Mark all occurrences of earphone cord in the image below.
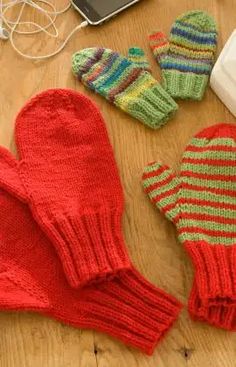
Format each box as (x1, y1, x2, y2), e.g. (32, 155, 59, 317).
(0, 0, 88, 60)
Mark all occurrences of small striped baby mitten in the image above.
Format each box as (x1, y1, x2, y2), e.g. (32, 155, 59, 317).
(142, 123, 236, 330)
(149, 10, 218, 100)
(72, 47, 178, 129)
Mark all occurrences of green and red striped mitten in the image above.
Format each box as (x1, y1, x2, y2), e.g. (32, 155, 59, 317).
(149, 10, 218, 100)
(142, 123, 236, 330)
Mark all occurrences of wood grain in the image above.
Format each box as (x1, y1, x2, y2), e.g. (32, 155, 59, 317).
(0, 0, 236, 366)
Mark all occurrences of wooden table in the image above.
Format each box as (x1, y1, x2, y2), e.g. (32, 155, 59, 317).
(0, 0, 235, 366)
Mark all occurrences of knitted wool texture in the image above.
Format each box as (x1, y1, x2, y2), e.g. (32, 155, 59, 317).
(6, 89, 132, 289)
(189, 279, 236, 330)
(72, 47, 178, 129)
(0, 183, 182, 355)
(149, 10, 218, 100)
(142, 123, 236, 330)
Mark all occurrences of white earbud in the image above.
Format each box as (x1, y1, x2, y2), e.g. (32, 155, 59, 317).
(0, 2, 8, 40)
(0, 26, 9, 40)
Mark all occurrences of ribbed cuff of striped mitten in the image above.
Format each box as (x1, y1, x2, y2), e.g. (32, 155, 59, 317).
(162, 71, 209, 101)
(185, 241, 236, 306)
(44, 208, 131, 289)
(75, 268, 182, 355)
(188, 279, 236, 331)
(123, 80, 178, 129)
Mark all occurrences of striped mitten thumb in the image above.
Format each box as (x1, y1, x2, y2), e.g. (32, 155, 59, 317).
(142, 162, 180, 222)
(126, 46, 151, 71)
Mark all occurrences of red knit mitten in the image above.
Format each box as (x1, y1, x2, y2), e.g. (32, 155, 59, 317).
(142, 123, 236, 330)
(0, 184, 182, 355)
(0, 89, 131, 288)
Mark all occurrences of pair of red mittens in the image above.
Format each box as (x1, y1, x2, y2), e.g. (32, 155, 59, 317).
(143, 123, 236, 331)
(0, 89, 182, 355)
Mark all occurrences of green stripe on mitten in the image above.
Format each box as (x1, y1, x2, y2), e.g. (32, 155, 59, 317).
(72, 47, 178, 129)
(149, 10, 218, 100)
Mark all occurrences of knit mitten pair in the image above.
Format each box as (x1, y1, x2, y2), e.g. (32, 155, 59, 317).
(0, 89, 182, 354)
(142, 123, 236, 330)
(72, 10, 217, 130)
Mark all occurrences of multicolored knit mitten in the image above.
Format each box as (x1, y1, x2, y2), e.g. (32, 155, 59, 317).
(142, 123, 236, 330)
(72, 47, 178, 129)
(149, 10, 218, 100)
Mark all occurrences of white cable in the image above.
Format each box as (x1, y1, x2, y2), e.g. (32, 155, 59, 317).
(0, 0, 88, 59)
(2, 0, 72, 36)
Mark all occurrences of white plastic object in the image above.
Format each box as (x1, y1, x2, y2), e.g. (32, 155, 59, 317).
(210, 30, 236, 117)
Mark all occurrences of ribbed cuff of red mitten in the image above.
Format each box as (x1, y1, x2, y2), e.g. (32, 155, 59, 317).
(185, 241, 236, 306)
(43, 208, 131, 289)
(188, 279, 236, 331)
(75, 268, 182, 355)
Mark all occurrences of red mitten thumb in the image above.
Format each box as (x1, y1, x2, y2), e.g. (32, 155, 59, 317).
(0, 147, 27, 202)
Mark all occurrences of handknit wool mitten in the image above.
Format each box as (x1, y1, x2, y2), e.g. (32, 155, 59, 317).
(142, 123, 236, 330)
(72, 47, 178, 129)
(0, 184, 182, 355)
(0, 89, 132, 289)
(149, 10, 218, 100)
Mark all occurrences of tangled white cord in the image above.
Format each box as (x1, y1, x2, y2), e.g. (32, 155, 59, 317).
(0, 0, 88, 59)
